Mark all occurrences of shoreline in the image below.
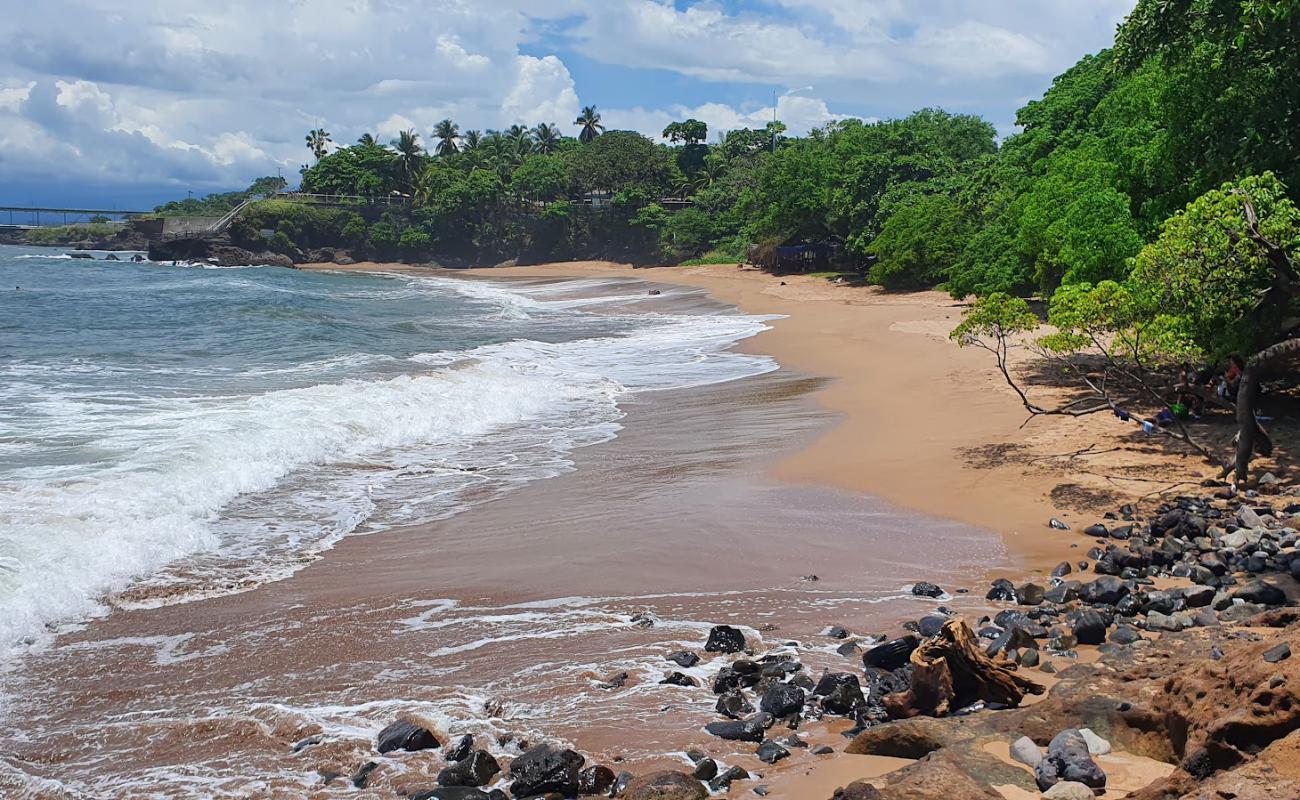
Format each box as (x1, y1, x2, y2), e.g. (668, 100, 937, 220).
(305, 258, 1119, 575)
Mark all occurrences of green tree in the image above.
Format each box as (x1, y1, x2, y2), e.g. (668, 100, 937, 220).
(391, 129, 425, 192)
(433, 119, 460, 157)
(532, 123, 562, 155)
(662, 119, 708, 145)
(574, 105, 604, 144)
(568, 130, 673, 200)
(305, 128, 332, 160)
(510, 154, 569, 201)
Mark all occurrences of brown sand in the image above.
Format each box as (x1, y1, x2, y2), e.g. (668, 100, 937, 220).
(309, 259, 1178, 574)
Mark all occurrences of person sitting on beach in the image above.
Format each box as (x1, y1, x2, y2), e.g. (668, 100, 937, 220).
(1173, 362, 1205, 418)
(1217, 354, 1245, 401)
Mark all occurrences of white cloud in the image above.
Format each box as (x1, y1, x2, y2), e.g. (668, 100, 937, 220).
(0, 0, 1137, 197)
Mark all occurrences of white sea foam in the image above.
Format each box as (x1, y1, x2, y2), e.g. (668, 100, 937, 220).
(0, 273, 777, 655)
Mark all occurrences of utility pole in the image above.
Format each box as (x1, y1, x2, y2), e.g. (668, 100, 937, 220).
(772, 89, 778, 153)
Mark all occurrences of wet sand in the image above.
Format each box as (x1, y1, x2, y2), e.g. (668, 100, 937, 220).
(0, 273, 1012, 798)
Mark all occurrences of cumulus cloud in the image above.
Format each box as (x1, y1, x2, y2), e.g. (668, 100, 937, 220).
(0, 0, 1136, 201)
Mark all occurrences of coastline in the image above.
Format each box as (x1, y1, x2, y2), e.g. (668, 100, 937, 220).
(306, 259, 1154, 575)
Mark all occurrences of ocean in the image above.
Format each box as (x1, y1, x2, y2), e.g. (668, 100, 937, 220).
(0, 245, 776, 654)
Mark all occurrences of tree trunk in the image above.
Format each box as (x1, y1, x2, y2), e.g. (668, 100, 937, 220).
(883, 619, 1044, 719)
(1234, 365, 1259, 486)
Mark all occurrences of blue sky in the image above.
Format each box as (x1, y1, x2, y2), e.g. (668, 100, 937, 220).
(0, 1, 1136, 209)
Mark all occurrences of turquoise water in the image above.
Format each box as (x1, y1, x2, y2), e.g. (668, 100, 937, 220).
(0, 246, 775, 651)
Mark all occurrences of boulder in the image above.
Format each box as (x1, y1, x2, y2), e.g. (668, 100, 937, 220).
(1232, 580, 1287, 607)
(863, 636, 920, 671)
(667, 650, 700, 668)
(376, 719, 440, 753)
(708, 765, 749, 792)
(445, 734, 473, 762)
(1078, 728, 1111, 756)
(986, 579, 1016, 602)
(437, 750, 500, 787)
(1080, 576, 1129, 606)
(759, 683, 805, 718)
(411, 788, 493, 800)
(1034, 729, 1106, 791)
(704, 713, 770, 742)
(690, 758, 716, 781)
(661, 671, 698, 687)
(622, 770, 707, 800)
(818, 674, 866, 715)
(1015, 583, 1045, 606)
(715, 689, 754, 718)
(1072, 611, 1108, 646)
(1041, 782, 1097, 800)
(578, 765, 617, 796)
(756, 739, 789, 764)
(1010, 735, 1042, 767)
(704, 625, 747, 653)
(508, 743, 584, 797)
(912, 582, 945, 598)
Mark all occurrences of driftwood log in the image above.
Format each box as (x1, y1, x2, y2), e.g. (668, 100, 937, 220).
(884, 618, 1044, 719)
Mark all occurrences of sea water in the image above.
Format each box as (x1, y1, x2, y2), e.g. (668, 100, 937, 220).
(0, 246, 776, 654)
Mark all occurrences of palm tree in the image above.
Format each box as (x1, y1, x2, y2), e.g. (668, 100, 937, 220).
(574, 106, 603, 143)
(462, 130, 482, 151)
(305, 128, 332, 160)
(433, 118, 460, 157)
(357, 133, 378, 146)
(390, 129, 425, 191)
(532, 123, 561, 154)
(693, 152, 728, 194)
(505, 124, 533, 151)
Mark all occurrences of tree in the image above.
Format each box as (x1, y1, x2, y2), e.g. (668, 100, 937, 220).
(568, 130, 673, 199)
(462, 130, 482, 151)
(391, 129, 425, 192)
(247, 175, 288, 198)
(305, 128, 332, 160)
(662, 119, 708, 145)
(433, 119, 460, 157)
(357, 133, 378, 146)
(953, 173, 1300, 485)
(510, 154, 569, 201)
(532, 123, 562, 155)
(574, 105, 604, 143)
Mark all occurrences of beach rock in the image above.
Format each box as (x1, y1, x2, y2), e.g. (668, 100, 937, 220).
(1263, 643, 1291, 663)
(836, 640, 860, 656)
(1080, 576, 1129, 606)
(1232, 580, 1286, 606)
(716, 689, 755, 718)
(1019, 649, 1040, 667)
(708, 765, 749, 792)
(1110, 624, 1142, 645)
(437, 750, 500, 787)
(690, 758, 717, 781)
(831, 782, 883, 800)
(863, 636, 920, 671)
(816, 674, 866, 715)
(918, 615, 948, 637)
(661, 671, 698, 687)
(1015, 583, 1045, 606)
(667, 651, 700, 668)
(1051, 518, 1070, 530)
(578, 765, 617, 796)
(986, 579, 1016, 602)
(911, 582, 945, 598)
(705, 625, 747, 653)
(812, 744, 834, 755)
(1220, 602, 1266, 622)
(1044, 582, 1081, 604)
(1041, 782, 1096, 800)
(1084, 523, 1109, 538)
(508, 743, 584, 798)
(755, 740, 789, 764)
(1034, 729, 1106, 791)
(445, 734, 474, 762)
(1010, 736, 1042, 767)
(760, 683, 805, 718)
(828, 626, 850, 639)
(623, 770, 707, 800)
(704, 713, 770, 742)
(1051, 561, 1073, 578)
(1077, 728, 1111, 756)
(376, 719, 440, 753)
(1181, 585, 1216, 608)
(351, 761, 379, 788)
(411, 788, 494, 800)
(1072, 611, 1108, 646)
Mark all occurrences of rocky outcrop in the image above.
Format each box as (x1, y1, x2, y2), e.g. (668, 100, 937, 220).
(621, 770, 707, 800)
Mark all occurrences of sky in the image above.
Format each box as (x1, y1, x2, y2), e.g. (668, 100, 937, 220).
(0, 0, 1137, 210)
